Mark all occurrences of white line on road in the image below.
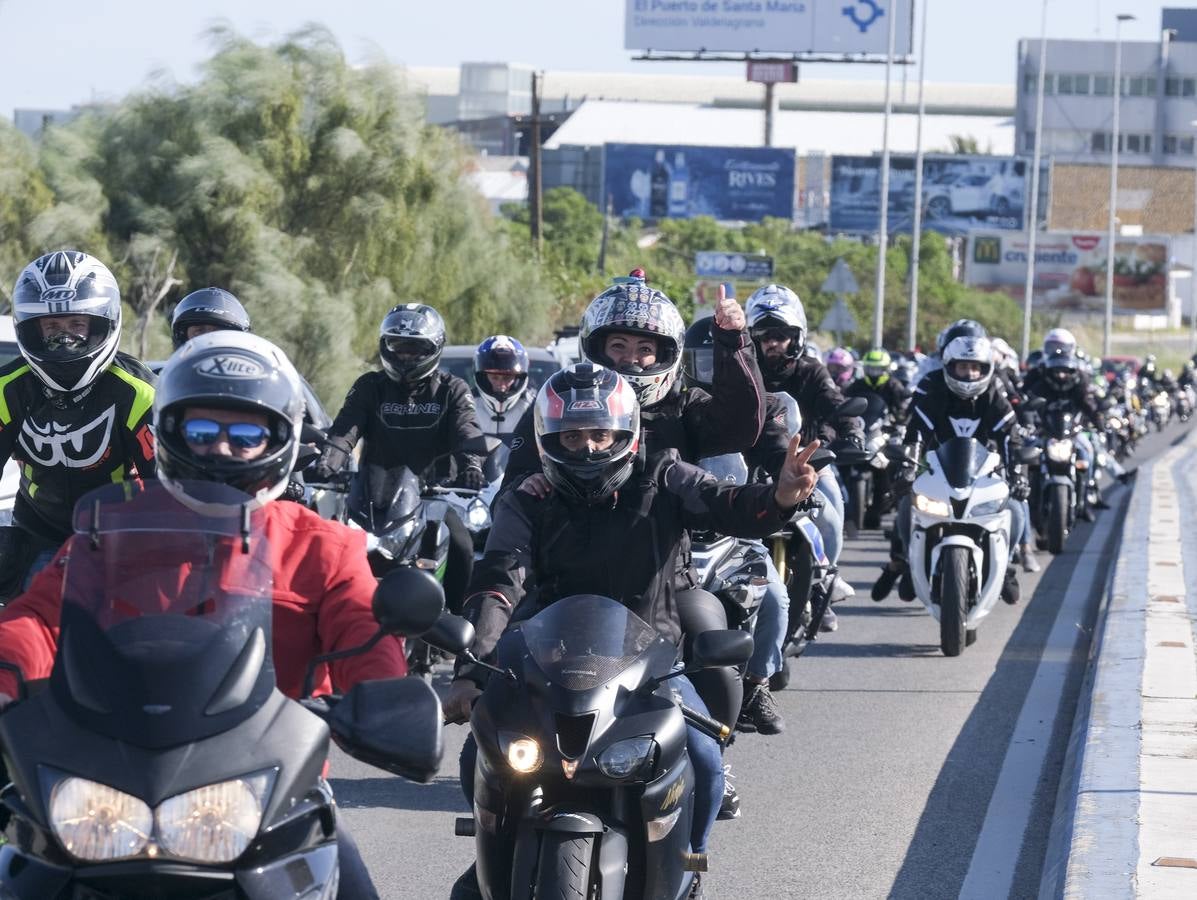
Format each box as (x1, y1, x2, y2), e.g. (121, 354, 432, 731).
(957, 488, 1126, 900)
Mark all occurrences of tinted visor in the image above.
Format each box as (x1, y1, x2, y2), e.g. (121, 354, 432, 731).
(682, 346, 715, 386)
(16, 314, 114, 362)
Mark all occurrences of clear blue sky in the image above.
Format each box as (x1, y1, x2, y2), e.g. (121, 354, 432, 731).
(0, 0, 1179, 117)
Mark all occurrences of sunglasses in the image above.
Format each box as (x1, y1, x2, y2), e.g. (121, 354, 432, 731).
(750, 327, 795, 344)
(182, 418, 271, 450)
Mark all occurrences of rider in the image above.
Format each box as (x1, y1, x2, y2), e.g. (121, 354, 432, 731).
(471, 334, 536, 439)
(824, 347, 856, 391)
(170, 286, 251, 349)
(872, 335, 1027, 604)
(745, 283, 864, 632)
(846, 348, 911, 529)
(0, 251, 157, 599)
(915, 319, 990, 386)
(0, 331, 405, 900)
(442, 363, 821, 898)
(314, 303, 483, 613)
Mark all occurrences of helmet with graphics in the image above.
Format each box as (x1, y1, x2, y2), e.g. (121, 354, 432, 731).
(942, 335, 995, 400)
(379, 303, 446, 386)
(745, 283, 807, 378)
(861, 348, 893, 389)
(474, 334, 530, 415)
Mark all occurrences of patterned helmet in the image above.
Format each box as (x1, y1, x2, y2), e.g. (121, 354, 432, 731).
(943, 336, 995, 400)
(474, 334, 530, 415)
(746, 284, 807, 377)
(861, 348, 892, 389)
(825, 347, 855, 388)
(579, 281, 685, 409)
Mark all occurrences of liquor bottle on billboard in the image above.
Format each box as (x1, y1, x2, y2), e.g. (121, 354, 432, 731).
(650, 149, 670, 218)
(668, 151, 689, 218)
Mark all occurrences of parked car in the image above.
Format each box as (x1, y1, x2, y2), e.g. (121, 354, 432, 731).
(924, 172, 1022, 220)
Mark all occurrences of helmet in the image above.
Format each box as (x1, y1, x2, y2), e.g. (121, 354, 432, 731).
(153, 331, 305, 510)
(990, 337, 1018, 373)
(1025, 348, 1045, 371)
(937, 319, 988, 355)
(379, 304, 445, 385)
(682, 315, 716, 390)
(825, 347, 855, 388)
(171, 287, 251, 350)
(474, 335, 529, 415)
(892, 358, 917, 388)
(1044, 351, 1081, 390)
(942, 335, 995, 400)
(12, 250, 122, 393)
(861, 348, 892, 389)
(1043, 328, 1077, 358)
(745, 284, 807, 377)
(579, 281, 685, 408)
(533, 363, 641, 505)
(803, 340, 821, 360)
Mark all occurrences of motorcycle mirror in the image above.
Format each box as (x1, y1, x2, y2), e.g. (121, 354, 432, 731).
(693, 630, 754, 669)
(835, 397, 868, 418)
(372, 568, 445, 637)
(422, 611, 476, 656)
(882, 443, 908, 463)
(327, 677, 444, 783)
(300, 422, 328, 447)
(810, 447, 837, 471)
(1019, 446, 1043, 464)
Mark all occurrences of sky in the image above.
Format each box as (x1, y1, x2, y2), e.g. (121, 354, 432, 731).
(0, 0, 1180, 118)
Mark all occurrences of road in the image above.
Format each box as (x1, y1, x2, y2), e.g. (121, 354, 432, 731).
(333, 422, 1189, 900)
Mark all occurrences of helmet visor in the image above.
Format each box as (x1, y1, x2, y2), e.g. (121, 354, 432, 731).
(682, 347, 715, 387)
(947, 359, 992, 383)
(17, 314, 114, 362)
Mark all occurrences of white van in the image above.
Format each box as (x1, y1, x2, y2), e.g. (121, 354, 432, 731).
(0, 317, 19, 525)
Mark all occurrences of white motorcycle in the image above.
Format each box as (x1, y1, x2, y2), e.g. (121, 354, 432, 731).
(888, 436, 1013, 657)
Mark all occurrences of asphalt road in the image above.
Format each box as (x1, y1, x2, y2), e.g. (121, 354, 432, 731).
(334, 422, 1188, 900)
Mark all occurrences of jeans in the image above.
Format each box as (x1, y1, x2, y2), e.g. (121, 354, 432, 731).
(814, 467, 844, 565)
(1019, 499, 1033, 546)
(337, 823, 380, 899)
(746, 551, 788, 680)
(457, 675, 725, 855)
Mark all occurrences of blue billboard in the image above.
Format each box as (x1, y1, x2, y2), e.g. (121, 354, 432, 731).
(829, 154, 1045, 237)
(603, 144, 795, 223)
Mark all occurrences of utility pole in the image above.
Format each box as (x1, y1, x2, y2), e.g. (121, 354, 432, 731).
(597, 194, 613, 275)
(1022, 0, 1049, 360)
(1104, 15, 1135, 358)
(872, 0, 899, 348)
(907, 0, 930, 353)
(529, 71, 544, 260)
(763, 81, 778, 147)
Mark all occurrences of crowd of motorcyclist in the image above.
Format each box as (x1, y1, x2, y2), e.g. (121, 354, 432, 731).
(0, 248, 1189, 899)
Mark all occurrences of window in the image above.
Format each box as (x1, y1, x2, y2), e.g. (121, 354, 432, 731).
(1123, 134, 1152, 154)
(1186, 78, 1197, 97)
(1094, 75, 1113, 96)
(1091, 131, 1109, 152)
(1165, 134, 1178, 153)
(1126, 134, 1142, 153)
(1058, 74, 1074, 95)
(1024, 130, 1036, 152)
(1043, 74, 1054, 94)
(1183, 136, 1196, 155)
(1126, 76, 1158, 97)
(1167, 77, 1181, 96)
(1023, 73, 1037, 93)
(1073, 74, 1090, 95)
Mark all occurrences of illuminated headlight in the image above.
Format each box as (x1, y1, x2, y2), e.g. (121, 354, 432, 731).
(595, 737, 656, 779)
(1046, 439, 1073, 463)
(155, 773, 273, 863)
(646, 807, 682, 842)
(913, 494, 951, 518)
(50, 777, 153, 861)
(1107, 417, 1123, 431)
(465, 498, 491, 532)
(972, 499, 1006, 517)
(503, 734, 543, 773)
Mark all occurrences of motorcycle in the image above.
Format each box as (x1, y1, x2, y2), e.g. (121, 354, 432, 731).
(1031, 402, 1085, 555)
(434, 595, 752, 900)
(885, 437, 1014, 656)
(0, 480, 447, 899)
(837, 392, 892, 532)
(434, 441, 511, 554)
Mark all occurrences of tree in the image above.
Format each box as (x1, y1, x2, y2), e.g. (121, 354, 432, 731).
(0, 122, 54, 310)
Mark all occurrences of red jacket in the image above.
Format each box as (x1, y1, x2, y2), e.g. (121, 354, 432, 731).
(0, 500, 405, 699)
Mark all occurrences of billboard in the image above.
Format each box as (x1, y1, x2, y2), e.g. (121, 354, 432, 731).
(830, 154, 1039, 236)
(964, 230, 1170, 314)
(625, 0, 914, 56)
(603, 144, 795, 222)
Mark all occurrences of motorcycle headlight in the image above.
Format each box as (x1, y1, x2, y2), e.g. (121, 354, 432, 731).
(465, 498, 491, 532)
(914, 493, 951, 518)
(1046, 439, 1073, 463)
(595, 737, 656, 779)
(50, 777, 153, 861)
(155, 772, 275, 863)
(971, 499, 1006, 517)
(501, 733, 543, 774)
(1107, 416, 1122, 431)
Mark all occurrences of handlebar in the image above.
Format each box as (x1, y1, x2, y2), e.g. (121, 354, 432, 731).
(680, 703, 733, 745)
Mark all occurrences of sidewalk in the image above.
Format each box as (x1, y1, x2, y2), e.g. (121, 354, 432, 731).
(1043, 429, 1197, 899)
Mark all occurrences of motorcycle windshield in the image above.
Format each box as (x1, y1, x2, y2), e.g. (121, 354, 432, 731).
(1044, 406, 1076, 436)
(54, 481, 275, 750)
(354, 465, 421, 532)
(935, 438, 992, 490)
(699, 453, 749, 486)
(518, 594, 663, 692)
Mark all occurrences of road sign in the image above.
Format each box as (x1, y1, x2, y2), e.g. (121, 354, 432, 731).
(820, 258, 860, 296)
(695, 252, 774, 280)
(819, 297, 859, 336)
(747, 61, 798, 84)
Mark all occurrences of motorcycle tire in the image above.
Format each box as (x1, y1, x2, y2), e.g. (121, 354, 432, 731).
(852, 477, 867, 532)
(965, 628, 978, 647)
(536, 832, 595, 900)
(769, 659, 792, 692)
(939, 545, 970, 657)
(1047, 484, 1068, 555)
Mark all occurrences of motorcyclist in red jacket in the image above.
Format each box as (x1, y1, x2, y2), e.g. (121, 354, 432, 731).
(0, 331, 401, 900)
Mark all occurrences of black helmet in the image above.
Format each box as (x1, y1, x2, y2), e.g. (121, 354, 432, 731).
(681, 315, 716, 390)
(474, 334, 529, 413)
(153, 331, 305, 509)
(1044, 350, 1080, 390)
(12, 250, 122, 393)
(379, 304, 445, 385)
(1025, 348, 1045, 371)
(534, 363, 641, 505)
(936, 319, 988, 355)
(171, 287, 251, 350)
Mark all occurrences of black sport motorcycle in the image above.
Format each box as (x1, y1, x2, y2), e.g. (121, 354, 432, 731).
(436, 594, 751, 900)
(0, 480, 447, 899)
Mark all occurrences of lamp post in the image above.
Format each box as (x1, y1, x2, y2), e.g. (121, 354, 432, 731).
(1104, 13, 1135, 359)
(1021, 1, 1049, 361)
(872, 0, 899, 349)
(907, 0, 930, 353)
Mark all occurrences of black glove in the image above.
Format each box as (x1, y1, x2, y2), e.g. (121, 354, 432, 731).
(312, 437, 352, 483)
(282, 479, 307, 503)
(1010, 477, 1031, 501)
(458, 466, 486, 491)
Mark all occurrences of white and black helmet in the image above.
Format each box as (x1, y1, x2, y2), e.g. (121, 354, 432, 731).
(154, 331, 305, 510)
(1043, 327, 1077, 359)
(942, 335, 995, 400)
(745, 284, 807, 376)
(12, 250, 122, 393)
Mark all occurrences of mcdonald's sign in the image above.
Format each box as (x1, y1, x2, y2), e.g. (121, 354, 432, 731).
(973, 236, 1001, 264)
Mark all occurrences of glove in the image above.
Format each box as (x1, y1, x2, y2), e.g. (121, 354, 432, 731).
(282, 479, 307, 503)
(312, 437, 351, 483)
(1010, 477, 1031, 501)
(458, 466, 486, 491)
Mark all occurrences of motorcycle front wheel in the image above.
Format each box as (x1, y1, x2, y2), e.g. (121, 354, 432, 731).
(1046, 483, 1069, 555)
(536, 832, 596, 900)
(939, 545, 970, 657)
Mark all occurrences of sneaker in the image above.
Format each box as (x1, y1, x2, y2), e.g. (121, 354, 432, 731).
(898, 570, 915, 602)
(738, 681, 785, 735)
(829, 575, 856, 604)
(1001, 565, 1020, 605)
(818, 606, 838, 632)
(449, 864, 483, 900)
(717, 765, 741, 820)
(1020, 545, 1041, 573)
(871, 565, 900, 601)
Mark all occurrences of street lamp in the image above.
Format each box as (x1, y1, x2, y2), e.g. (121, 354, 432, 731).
(1021, 0, 1049, 361)
(907, 0, 931, 353)
(1104, 13, 1136, 359)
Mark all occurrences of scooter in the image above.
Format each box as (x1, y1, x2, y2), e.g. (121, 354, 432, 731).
(0, 480, 447, 899)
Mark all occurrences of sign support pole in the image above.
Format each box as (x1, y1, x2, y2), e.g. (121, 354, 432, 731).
(1022, 0, 1049, 361)
(907, 0, 930, 353)
(872, 0, 899, 348)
